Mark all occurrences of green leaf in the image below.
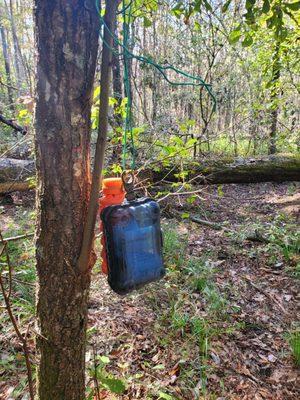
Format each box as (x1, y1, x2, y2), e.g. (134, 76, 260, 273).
(101, 377, 126, 394)
(194, 21, 201, 31)
(143, 16, 152, 27)
(98, 355, 110, 364)
(172, 2, 184, 18)
(86, 388, 94, 400)
(158, 392, 174, 400)
(284, 1, 300, 11)
(246, 0, 256, 8)
(262, 0, 270, 13)
(228, 28, 242, 44)
(203, 0, 213, 11)
(242, 35, 253, 47)
(181, 212, 190, 219)
(266, 15, 276, 28)
(194, 0, 202, 12)
(187, 195, 197, 204)
(152, 364, 165, 370)
(222, 0, 232, 13)
(108, 97, 117, 106)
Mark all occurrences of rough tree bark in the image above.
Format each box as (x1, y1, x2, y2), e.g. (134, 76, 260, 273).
(34, 1, 99, 399)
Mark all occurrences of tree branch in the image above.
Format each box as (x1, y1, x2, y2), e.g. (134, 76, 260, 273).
(0, 113, 27, 135)
(77, 0, 120, 273)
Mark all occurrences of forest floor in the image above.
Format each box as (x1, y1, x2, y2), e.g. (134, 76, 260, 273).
(0, 182, 299, 400)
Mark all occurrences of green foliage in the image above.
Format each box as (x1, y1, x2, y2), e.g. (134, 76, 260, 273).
(230, 213, 300, 277)
(158, 391, 176, 399)
(287, 328, 300, 366)
(88, 355, 126, 395)
(163, 223, 187, 268)
(17, 108, 32, 126)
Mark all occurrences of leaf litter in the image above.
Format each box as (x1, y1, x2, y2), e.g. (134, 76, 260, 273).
(0, 182, 299, 399)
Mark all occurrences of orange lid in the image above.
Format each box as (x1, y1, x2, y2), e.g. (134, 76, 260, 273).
(102, 177, 124, 195)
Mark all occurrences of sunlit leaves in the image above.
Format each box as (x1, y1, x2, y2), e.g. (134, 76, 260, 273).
(228, 28, 242, 44)
(284, 1, 300, 10)
(242, 34, 254, 47)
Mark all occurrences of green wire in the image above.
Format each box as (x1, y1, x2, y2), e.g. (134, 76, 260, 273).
(96, 0, 217, 170)
(122, 0, 135, 169)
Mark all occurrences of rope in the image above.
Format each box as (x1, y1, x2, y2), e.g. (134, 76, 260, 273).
(96, 1, 217, 170)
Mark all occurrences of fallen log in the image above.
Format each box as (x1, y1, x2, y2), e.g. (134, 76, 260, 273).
(0, 154, 299, 195)
(0, 158, 35, 194)
(149, 154, 300, 184)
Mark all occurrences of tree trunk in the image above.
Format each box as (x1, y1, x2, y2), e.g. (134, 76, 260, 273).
(34, 1, 99, 399)
(111, 16, 123, 163)
(1, 154, 299, 195)
(147, 154, 300, 184)
(6, 0, 25, 91)
(268, 41, 280, 155)
(0, 22, 15, 114)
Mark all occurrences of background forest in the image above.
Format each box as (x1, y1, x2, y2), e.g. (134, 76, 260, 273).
(0, 0, 299, 161)
(0, 0, 299, 399)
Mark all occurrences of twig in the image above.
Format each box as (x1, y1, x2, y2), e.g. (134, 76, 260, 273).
(2, 232, 34, 243)
(244, 276, 287, 315)
(2, 275, 36, 287)
(190, 216, 232, 232)
(157, 187, 205, 203)
(0, 75, 18, 90)
(92, 343, 101, 400)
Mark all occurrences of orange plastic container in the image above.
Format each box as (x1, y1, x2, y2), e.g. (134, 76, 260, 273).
(99, 178, 126, 274)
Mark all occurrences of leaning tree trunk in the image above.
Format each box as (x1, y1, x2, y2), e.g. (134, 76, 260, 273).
(34, 1, 99, 399)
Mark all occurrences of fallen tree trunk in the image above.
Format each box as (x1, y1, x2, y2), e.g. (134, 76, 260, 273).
(149, 154, 300, 184)
(0, 158, 35, 194)
(0, 154, 299, 194)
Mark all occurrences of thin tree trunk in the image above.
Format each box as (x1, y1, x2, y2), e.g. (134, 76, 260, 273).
(34, 1, 99, 398)
(4, 0, 22, 91)
(77, 0, 119, 273)
(269, 41, 280, 155)
(0, 22, 15, 114)
(152, 20, 158, 121)
(111, 16, 123, 163)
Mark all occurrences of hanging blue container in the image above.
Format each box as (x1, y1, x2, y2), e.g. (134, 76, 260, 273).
(101, 198, 165, 294)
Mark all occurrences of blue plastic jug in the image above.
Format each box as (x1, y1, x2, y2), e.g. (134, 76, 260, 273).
(101, 198, 165, 294)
